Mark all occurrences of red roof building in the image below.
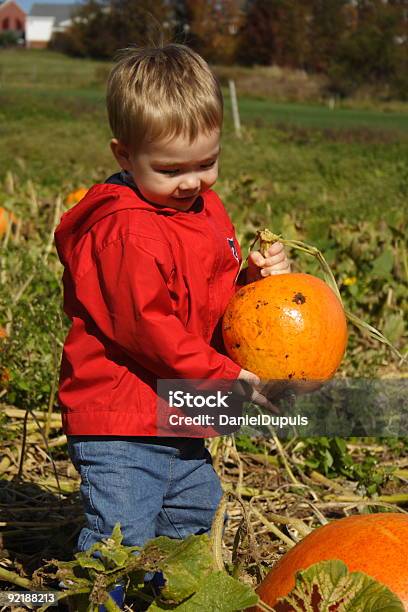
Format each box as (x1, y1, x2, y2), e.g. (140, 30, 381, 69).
(0, 0, 26, 34)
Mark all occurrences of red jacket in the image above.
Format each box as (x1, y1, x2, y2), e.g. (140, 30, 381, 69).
(54, 180, 243, 436)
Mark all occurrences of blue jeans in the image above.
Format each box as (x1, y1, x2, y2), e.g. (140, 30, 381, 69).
(66, 436, 225, 568)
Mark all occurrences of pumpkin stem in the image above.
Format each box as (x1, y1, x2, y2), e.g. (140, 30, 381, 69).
(255, 229, 342, 303)
(209, 493, 228, 573)
(0, 565, 33, 589)
(257, 228, 281, 258)
(256, 600, 276, 611)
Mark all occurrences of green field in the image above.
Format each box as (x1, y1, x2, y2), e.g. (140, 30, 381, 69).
(1, 50, 407, 227)
(0, 49, 407, 382)
(240, 98, 408, 132)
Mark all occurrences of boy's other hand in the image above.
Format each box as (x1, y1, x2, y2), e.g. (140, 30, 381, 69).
(236, 369, 280, 414)
(247, 241, 291, 283)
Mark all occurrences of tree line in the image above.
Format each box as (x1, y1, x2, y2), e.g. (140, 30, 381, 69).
(51, 0, 408, 99)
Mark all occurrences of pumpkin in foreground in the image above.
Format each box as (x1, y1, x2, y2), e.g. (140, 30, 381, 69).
(247, 513, 408, 611)
(223, 272, 348, 383)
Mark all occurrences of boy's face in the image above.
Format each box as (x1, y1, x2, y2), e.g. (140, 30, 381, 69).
(110, 129, 221, 211)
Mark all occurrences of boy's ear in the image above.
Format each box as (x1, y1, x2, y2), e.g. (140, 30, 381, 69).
(110, 139, 133, 171)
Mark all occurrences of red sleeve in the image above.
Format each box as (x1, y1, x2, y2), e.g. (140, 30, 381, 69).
(75, 236, 241, 381)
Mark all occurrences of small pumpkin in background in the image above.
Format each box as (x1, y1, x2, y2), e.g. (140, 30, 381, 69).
(65, 187, 89, 207)
(0, 207, 18, 238)
(247, 513, 408, 611)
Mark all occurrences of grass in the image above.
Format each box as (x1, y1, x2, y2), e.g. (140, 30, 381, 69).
(0, 48, 109, 87)
(0, 47, 406, 241)
(1, 50, 407, 230)
(238, 98, 408, 133)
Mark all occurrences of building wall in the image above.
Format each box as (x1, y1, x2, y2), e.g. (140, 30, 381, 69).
(25, 15, 54, 47)
(27, 40, 47, 48)
(0, 1, 26, 32)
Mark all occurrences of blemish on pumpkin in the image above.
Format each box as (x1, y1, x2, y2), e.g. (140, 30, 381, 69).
(234, 343, 240, 348)
(285, 354, 289, 359)
(288, 372, 295, 379)
(224, 325, 231, 331)
(256, 300, 269, 309)
(292, 292, 306, 305)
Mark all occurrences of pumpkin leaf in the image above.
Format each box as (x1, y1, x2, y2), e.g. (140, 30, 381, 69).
(98, 548, 129, 568)
(141, 536, 258, 610)
(371, 249, 394, 278)
(382, 312, 405, 344)
(149, 571, 258, 611)
(76, 522, 141, 571)
(143, 534, 214, 601)
(75, 556, 105, 572)
(110, 522, 125, 546)
(274, 559, 405, 611)
(48, 525, 259, 612)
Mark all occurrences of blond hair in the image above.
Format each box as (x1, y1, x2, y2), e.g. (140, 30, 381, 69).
(106, 43, 223, 151)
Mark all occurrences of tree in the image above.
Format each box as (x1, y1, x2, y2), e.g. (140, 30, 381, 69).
(236, 0, 315, 68)
(276, 0, 311, 69)
(109, 0, 170, 51)
(176, 0, 245, 64)
(51, 0, 171, 60)
(235, 0, 286, 66)
(308, 0, 349, 72)
(327, 0, 407, 97)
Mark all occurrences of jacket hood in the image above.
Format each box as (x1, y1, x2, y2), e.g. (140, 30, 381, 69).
(54, 181, 205, 266)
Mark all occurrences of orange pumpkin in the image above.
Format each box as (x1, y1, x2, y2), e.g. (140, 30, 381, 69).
(222, 273, 347, 384)
(248, 513, 408, 610)
(65, 187, 89, 207)
(0, 207, 18, 237)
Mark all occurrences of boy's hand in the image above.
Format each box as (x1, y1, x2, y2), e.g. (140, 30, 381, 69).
(236, 369, 280, 414)
(247, 241, 291, 283)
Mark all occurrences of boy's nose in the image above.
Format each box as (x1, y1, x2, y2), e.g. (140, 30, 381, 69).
(179, 175, 200, 191)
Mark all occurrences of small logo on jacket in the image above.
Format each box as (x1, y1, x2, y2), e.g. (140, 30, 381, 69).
(227, 237, 239, 261)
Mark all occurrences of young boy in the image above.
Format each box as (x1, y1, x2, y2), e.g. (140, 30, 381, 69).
(54, 42, 290, 610)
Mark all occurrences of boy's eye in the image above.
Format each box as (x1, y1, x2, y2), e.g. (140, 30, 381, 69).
(157, 160, 217, 175)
